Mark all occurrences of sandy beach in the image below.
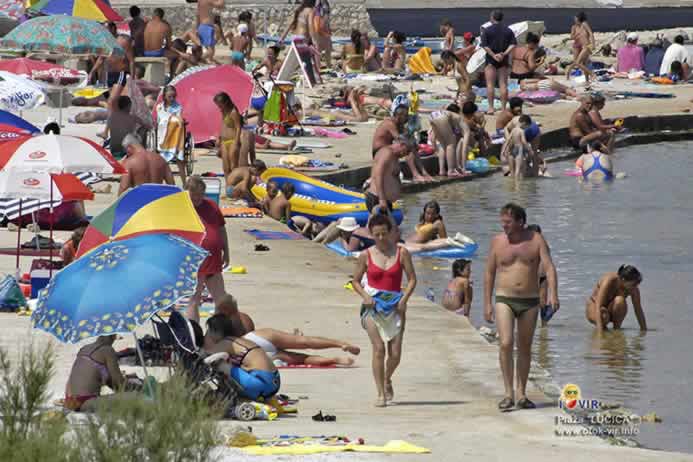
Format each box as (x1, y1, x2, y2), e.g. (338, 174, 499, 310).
(1, 11, 693, 459)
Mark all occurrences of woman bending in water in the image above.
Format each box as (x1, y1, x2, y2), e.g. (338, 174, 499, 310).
(586, 265, 647, 331)
(442, 259, 473, 316)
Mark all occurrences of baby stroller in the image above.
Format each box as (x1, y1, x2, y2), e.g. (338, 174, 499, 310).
(259, 79, 304, 137)
(149, 311, 258, 421)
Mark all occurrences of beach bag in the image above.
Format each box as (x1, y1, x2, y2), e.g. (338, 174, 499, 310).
(0, 275, 26, 312)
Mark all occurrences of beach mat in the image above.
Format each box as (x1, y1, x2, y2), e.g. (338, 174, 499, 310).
(244, 229, 305, 240)
(239, 439, 431, 455)
(222, 207, 263, 218)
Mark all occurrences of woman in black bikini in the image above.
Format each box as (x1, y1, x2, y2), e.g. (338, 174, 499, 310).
(586, 265, 647, 331)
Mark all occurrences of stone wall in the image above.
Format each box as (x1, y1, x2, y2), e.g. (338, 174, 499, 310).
(113, 1, 374, 38)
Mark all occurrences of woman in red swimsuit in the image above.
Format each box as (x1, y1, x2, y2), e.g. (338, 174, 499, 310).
(352, 214, 416, 407)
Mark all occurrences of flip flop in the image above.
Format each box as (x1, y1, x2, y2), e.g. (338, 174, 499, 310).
(498, 397, 514, 410)
(516, 397, 536, 409)
(254, 244, 270, 252)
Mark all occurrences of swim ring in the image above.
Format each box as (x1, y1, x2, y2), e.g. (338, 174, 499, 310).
(516, 90, 560, 104)
(251, 168, 403, 225)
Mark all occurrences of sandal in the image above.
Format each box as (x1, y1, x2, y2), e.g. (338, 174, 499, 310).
(498, 397, 514, 410)
(254, 244, 270, 252)
(516, 397, 536, 409)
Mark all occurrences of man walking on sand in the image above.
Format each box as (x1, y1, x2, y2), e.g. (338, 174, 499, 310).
(484, 203, 558, 410)
(197, 0, 225, 62)
(480, 10, 516, 115)
(118, 134, 175, 195)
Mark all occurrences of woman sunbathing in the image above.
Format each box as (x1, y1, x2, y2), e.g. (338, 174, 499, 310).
(64, 335, 141, 412)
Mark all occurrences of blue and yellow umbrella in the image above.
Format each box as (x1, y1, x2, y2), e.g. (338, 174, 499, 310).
(31, 234, 208, 343)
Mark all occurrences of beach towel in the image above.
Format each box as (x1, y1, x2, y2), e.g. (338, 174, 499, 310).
(408, 47, 437, 75)
(239, 439, 430, 455)
(221, 207, 263, 218)
(244, 229, 305, 240)
(155, 102, 185, 162)
(310, 127, 348, 139)
(616, 91, 675, 99)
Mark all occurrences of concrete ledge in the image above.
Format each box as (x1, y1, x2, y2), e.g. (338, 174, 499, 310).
(314, 113, 693, 194)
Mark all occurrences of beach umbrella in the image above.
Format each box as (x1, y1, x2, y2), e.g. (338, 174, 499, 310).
(0, 16, 123, 56)
(0, 0, 24, 20)
(76, 184, 206, 258)
(0, 71, 45, 112)
(29, 0, 122, 22)
(31, 233, 208, 343)
(0, 169, 94, 270)
(0, 109, 39, 142)
(0, 134, 126, 174)
(162, 65, 253, 143)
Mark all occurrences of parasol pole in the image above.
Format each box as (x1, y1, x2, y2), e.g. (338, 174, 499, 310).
(49, 176, 53, 278)
(15, 199, 22, 279)
(58, 90, 63, 127)
(132, 331, 155, 399)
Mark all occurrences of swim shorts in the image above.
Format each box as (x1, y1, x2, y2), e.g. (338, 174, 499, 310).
(365, 191, 393, 214)
(510, 72, 535, 81)
(251, 95, 267, 111)
(570, 136, 587, 153)
(143, 49, 165, 57)
(524, 122, 540, 142)
(198, 23, 216, 48)
(230, 368, 280, 401)
(496, 296, 540, 318)
(106, 71, 128, 88)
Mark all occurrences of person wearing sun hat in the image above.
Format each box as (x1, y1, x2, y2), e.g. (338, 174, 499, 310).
(336, 217, 372, 252)
(616, 32, 645, 73)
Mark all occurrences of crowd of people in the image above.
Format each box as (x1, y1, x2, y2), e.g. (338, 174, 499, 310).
(47, 1, 664, 415)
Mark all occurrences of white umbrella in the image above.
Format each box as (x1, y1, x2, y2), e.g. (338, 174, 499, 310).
(0, 71, 45, 113)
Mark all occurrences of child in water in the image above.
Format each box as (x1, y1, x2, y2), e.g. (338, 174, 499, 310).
(442, 259, 473, 316)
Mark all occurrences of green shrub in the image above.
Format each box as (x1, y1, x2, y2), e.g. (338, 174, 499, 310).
(71, 372, 223, 462)
(0, 344, 75, 462)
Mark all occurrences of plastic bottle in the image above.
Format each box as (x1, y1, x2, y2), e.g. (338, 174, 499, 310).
(426, 288, 435, 302)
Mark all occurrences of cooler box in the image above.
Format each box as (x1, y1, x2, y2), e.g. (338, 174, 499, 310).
(203, 177, 221, 204)
(30, 269, 50, 298)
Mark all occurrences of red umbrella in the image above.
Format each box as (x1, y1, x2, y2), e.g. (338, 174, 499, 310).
(0, 57, 68, 76)
(160, 65, 253, 143)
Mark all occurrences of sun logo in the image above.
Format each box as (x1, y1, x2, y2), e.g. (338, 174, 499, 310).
(560, 384, 581, 410)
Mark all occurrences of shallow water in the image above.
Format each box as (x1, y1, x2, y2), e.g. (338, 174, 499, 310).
(400, 141, 693, 453)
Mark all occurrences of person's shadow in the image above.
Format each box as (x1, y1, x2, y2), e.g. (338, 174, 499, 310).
(389, 400, 466, 406)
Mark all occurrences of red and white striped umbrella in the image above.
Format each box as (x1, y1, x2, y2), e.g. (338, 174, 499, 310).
(0, 134, 125, 174)
(0, 170, 94, 203)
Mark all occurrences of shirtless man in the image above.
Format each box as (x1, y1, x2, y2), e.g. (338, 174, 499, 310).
(143, 9, 173, 58)
(495, 96, 523, 136)
(372, 99, 432, 182)
(118, 134, 175, 195)
(367, 139, 410, 214)
(225, 159, 266, 200)
(484, 203, 558, 410)
(568, 95, 603, 152)
(129, 6, 146, 57)
(197, 0, 225, 62)
(232, 24, 251, 59)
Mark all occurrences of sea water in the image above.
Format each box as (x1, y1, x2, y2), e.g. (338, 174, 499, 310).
(401, 141, 693, 453)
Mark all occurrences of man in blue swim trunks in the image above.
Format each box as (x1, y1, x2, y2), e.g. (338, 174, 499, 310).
(197, 0, 225, 62)
(143, 9, 173, 58)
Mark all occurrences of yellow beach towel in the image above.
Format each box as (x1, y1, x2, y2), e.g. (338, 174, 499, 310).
(239, 439, 430, 455)
(408, 47, 437, 75)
